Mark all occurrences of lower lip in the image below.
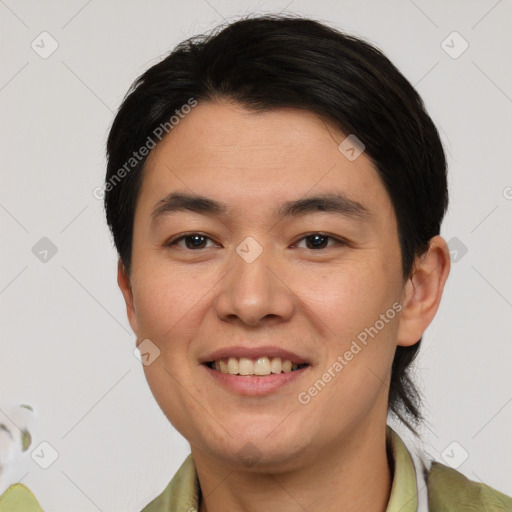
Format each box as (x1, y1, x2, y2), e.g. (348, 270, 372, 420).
(202, 364, 310, 396)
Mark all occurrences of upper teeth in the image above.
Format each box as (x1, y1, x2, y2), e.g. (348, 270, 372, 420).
(211, 357, 305, 376)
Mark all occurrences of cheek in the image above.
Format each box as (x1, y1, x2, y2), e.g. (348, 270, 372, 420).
(298, 255, 402, 400)
(298, 256, 400, 341)
(131, 260, 205, 341)
(295, 266, 400, 432)
(132, 264, 207, 436)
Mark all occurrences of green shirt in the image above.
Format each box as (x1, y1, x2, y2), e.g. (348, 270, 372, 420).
(140, 426, 512, 512)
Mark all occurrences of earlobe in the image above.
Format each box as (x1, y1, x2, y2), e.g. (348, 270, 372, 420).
(396, 236, 451, 347)
(117, 260, 139, 336)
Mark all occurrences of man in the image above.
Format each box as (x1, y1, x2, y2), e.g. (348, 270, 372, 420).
(104, 15, 512, 512)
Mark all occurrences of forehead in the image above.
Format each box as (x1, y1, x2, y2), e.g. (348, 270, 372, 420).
(138, 101, 394, 223)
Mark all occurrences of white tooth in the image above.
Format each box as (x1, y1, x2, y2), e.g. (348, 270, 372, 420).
(270, 357, 282, 374)
(238, 357, 254, 375)
(219, 359, 229, 373)
(282, 359, 292, 372)
(227, 357, 239, 375)
(214, 360, 220, 371)
(254, 357, 271, 376)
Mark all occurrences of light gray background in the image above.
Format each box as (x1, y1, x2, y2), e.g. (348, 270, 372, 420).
(1, 0, 511, 510)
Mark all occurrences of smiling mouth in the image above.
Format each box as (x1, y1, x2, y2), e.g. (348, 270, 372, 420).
(205, 356, 309, 376)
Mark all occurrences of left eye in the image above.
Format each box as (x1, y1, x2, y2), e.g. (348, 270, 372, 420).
(167, 233, 342, 251)
(293, 233, 342, 250)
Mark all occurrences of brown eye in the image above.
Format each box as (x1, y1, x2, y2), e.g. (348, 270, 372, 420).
(167, 234, 217, 250)
(295, 233, 343, 250)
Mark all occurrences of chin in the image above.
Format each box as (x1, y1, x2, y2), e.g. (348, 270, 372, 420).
(198, 425, 313, 473)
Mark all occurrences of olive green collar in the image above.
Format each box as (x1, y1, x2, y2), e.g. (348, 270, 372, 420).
(385, 425, 424, 512)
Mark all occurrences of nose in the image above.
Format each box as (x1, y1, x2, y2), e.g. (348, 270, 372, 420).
(213, 240, 295, 327)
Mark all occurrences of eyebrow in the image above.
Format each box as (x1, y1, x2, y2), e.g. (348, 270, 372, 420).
(151, 191, 372, 223)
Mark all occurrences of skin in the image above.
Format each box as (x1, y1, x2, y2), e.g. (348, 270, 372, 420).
(118, 101, 450, 512)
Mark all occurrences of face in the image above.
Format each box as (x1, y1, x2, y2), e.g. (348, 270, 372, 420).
(120, 101, 412, 471)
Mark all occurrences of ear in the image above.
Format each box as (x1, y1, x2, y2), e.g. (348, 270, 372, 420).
(397, 235, 451, 347)
(117, 259, 139, 337)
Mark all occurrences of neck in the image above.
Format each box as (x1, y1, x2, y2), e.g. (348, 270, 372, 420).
(193, 423, 392, 512)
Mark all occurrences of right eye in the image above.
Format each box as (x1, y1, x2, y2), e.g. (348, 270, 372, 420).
(165, 233, 219, 250)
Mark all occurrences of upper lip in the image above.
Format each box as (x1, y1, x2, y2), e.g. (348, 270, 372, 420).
(200, 346, 310, 365)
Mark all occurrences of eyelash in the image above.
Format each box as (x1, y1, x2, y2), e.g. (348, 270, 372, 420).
(166, 233, 347, 251)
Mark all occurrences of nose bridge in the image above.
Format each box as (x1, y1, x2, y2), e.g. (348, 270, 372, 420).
(214, 236, 294, 325)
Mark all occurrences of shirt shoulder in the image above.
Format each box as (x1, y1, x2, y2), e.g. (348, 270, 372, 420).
(140, 454, 200, 512)
(428, 461, 512, 511)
